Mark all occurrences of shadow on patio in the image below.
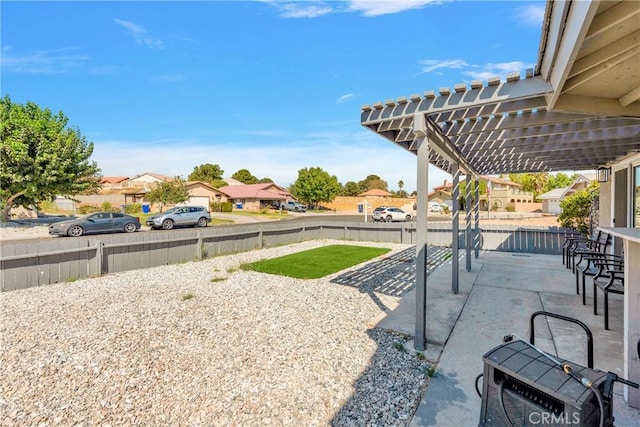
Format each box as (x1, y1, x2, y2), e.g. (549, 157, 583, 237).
(333, 248, 640, 426)
(330, 246, 454, 312)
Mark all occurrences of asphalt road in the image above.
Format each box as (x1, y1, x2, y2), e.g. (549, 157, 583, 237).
(1, 213, 451, 245)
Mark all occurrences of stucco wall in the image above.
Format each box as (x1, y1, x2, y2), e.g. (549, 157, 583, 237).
(514, 202, 542, 213)
(320, 197, 416, 213)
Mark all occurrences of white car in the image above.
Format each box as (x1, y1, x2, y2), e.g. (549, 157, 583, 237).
(372, 207, 412, 222)
(429, 204, 444, 213)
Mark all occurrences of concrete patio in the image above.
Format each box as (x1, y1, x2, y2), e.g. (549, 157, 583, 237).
(373, 250, 640, 426)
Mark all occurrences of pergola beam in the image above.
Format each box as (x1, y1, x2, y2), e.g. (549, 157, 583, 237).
(455, 117, 640, 146)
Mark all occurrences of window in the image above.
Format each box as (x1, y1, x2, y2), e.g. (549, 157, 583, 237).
(113, 213, 124, 218)
(634, 165, 640, 228)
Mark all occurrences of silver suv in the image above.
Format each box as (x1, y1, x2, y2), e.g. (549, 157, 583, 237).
(146, 205, 211, 230)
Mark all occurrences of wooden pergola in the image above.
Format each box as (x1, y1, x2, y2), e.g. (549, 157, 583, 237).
(360, 0, 640, 406)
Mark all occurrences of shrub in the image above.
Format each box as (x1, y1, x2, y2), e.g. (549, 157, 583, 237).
(505, 205, 515, 212)
(101, 202, 116, 212)
(221, 202, 233, 212)
(78, 205, 98, 214)
(559, 184, 598, 234)
(210, 201, 221, 212)
(39, 200, 56, 212)
(124, 203, 142, 214)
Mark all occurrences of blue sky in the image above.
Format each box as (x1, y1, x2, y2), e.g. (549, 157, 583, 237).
(2, 0, 545, 192)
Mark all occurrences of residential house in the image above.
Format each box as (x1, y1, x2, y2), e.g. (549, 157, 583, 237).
(428, 180, 452, 206)
(427, 177, 535, 212)
(216, 183, 292, 210)
(184, 181, 229, 209)
(99, 176, 129, 190)
(536, 174, 595, 214)
(122, 172, 174, 205)
(481, 176, 535, 212)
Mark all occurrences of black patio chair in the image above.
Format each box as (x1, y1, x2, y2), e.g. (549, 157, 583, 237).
(574, 252, 623, 303)
(562, 230, 590, 266)
(592, 259, 624, 330)
(569, 231, 611, 273)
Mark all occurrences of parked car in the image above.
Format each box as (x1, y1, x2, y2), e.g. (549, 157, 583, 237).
(281, 201, 307, 212)
(429, 203, 444, 213)
(372, 207, 412, 222)
(146, 205, 211, 230)
(49, 212, 141, 237)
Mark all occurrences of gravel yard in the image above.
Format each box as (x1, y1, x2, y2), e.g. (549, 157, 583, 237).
(0, 240, 430, 426)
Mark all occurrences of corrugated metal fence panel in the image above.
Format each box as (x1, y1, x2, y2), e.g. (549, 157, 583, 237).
(202, 224, 261, 256)
(1, 222, 573, 291)
(262, 223, 303, 248)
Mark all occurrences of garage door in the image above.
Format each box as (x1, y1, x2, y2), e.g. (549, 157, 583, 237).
(188, 197, 210, 209)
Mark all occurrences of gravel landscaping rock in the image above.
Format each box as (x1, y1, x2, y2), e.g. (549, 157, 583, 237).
(0, 240, 430, 426)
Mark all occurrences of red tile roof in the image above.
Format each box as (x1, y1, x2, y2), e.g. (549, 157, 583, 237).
(217, 183, 290, 200)
(100, 176, 129, 184)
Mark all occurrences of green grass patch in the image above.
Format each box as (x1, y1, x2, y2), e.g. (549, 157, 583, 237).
(241, 245, 391, 279)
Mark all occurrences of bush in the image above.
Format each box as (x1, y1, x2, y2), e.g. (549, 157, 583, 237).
(124, 203, 142, 214)
(210, 201, 221, 212)
(221, 202, 233, 213)
(505, 205, 515, 212)
(39, 200, 56, 212)
(78, 205, 98, 214)
(559, 184, 598, 234)
(101, 202, 117, 212)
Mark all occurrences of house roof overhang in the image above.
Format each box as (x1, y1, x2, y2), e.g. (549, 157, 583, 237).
(360, 0, 640, 176)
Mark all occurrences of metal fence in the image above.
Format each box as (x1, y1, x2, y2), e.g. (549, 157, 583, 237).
(1, 221, 569, 292)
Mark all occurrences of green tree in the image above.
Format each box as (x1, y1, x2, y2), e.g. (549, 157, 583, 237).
(231, 168, 259, 184)
(395, 180, 408, 198)
(544, 172, 578, 193)
(558, 182, 599, 234)
(291, 167, 341, 209)
(146, 177, 189, 211)
(341, 181, 361, 196)
(0, 96, 101, 222)
(508, 172, 549, 197)
(258, 177, 273, 183)
(359, 174, 388, 192)
(188, 163, 226, 188)
(457, 179, 487, 208)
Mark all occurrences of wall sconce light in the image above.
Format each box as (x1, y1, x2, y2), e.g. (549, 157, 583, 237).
(597, 166, 611, 183)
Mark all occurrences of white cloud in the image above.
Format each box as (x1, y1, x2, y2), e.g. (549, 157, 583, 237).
(279, 3, 334, 18)
(261, 0, 440, 18)
(336, 93, 355, 104)
(347, 0, 439, 17)
(463, 61, 533, 80)
(516, 4, 545, 26)
(113, 18, 164, 49)
(1, 47, 90, 74)
(417, 59, 535, 81)
(259, 1, 334, 18)
(418, 59, 468, 74)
